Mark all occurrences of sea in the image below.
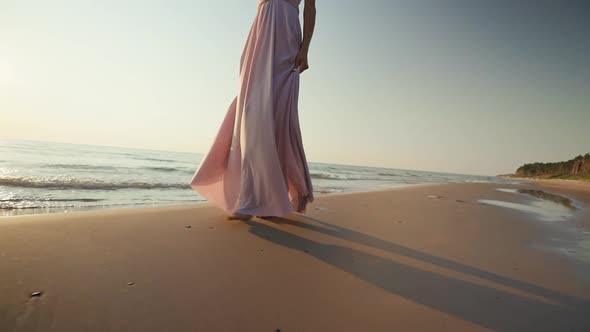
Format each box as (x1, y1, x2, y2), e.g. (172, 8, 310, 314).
(0, 139, 516, 217)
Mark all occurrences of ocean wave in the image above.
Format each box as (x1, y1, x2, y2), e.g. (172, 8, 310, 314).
(0, 201, 148, 210)
(0, 176, 188, 190)
(310, 172, 348, 180)
(144, 166, 194, 174)
(131, 156, 178, 163)
(315, 188, 343, 194)
(0, 198, 104, 202)
(38, 163, 193, 174)
(375, 172, 395, 176)
(40, 164, 118, 171)
(310, 171, 392, 181)
(1, 205, 73, 210)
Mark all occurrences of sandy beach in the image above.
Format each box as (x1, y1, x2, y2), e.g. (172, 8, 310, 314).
(1, 181, 589, 331)
(4, 0, 589, 330)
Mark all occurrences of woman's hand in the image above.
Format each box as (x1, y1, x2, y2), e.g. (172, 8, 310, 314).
(294, 47, 309, 73)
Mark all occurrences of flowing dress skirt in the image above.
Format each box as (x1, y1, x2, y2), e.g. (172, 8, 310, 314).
(189, 0, 314, 217)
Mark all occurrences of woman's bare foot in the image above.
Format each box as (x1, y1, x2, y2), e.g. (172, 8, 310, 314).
(227, 213, 252, 221)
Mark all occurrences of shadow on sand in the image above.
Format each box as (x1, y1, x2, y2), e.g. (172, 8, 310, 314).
(242, 215, 590, 331)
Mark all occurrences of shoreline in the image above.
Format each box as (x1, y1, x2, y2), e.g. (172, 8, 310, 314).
(499, 175, 590, 184)
(0, 182, 484, 218)
(1, 182, 589, 331)
(1, 183, 448, 219)
(2, 137, 511, 218)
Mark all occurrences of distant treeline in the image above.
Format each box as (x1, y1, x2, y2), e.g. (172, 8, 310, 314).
(515, 154, 590, 180)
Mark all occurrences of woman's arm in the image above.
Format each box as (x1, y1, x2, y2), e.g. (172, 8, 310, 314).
(295, 0, 316, 73)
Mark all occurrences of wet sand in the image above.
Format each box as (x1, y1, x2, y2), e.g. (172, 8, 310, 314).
(518, 179, 590, 213)
(1, 182, 589, 331)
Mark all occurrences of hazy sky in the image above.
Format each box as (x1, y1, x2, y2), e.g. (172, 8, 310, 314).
(1, 0, 589, 175)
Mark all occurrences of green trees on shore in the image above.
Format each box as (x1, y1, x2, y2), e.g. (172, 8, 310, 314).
(515, 154, 590, 180)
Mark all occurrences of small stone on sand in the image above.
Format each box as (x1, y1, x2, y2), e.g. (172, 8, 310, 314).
(30, 291, 43, 298)
(128, 281, 135, 286)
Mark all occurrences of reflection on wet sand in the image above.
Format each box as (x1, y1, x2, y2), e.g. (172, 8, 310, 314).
(482, 188, 577, 222)
(482, 187, 590, 263)
(518, 189, 576, 209)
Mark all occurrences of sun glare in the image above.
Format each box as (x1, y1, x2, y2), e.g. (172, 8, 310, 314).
(0, 60, 16, 86)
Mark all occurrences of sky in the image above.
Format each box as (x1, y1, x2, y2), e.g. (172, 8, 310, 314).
(1, 0, 589, 176)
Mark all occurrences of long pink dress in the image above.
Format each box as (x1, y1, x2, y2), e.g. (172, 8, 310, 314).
(189, 0, 314, 217)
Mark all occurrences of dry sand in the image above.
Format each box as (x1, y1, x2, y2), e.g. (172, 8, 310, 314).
(1, 182, 589, 331)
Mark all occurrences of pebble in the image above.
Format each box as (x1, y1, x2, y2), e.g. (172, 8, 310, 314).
(30, 291, 43, 298)
(185, 225, 192, 229)
(128, 281, 135, 286)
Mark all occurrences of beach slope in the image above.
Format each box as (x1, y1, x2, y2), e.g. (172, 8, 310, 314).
(1, 183, 589, 331)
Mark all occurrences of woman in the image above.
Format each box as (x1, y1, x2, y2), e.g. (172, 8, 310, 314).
(189, 0, 316, 220)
